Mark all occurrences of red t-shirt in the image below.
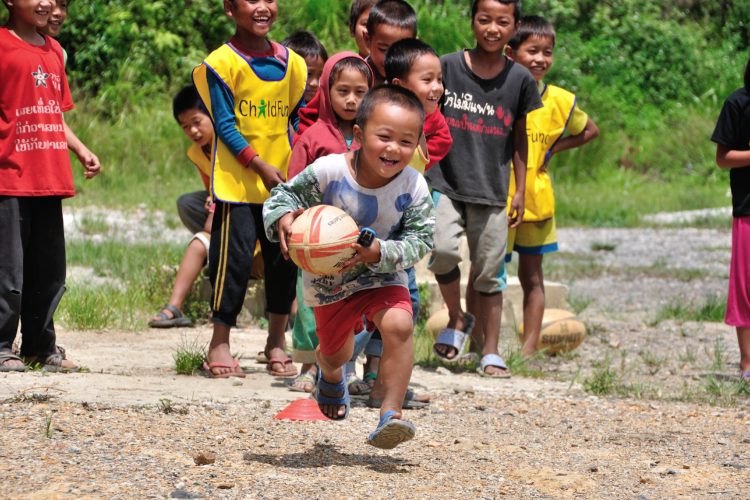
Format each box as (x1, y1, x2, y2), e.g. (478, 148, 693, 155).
(0, 28, 75, 197)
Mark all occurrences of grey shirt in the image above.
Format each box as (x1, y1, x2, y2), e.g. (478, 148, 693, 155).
(426, 51, 542, 207)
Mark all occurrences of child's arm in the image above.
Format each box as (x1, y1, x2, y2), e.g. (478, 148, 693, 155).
(263, 167, 323, 256)
(716, 144, 750, 169)
(509, 116, 528, 228)
(341, 190, 435, 273)
(544, 117, 599, 168)
(207, 72, 285, 189)
(63, 117, 100, 179)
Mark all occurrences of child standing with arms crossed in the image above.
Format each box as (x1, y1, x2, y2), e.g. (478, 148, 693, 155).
(711, 56, 750, 381)
(426, 0, 541, 376)
(0, 0, 100, 372)
(504, 16, 599, 357)
(192, 0, 307, 378)
(264, 86, 434, 448)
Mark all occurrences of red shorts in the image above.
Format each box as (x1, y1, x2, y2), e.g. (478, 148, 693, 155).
(313, 286, 413, 356)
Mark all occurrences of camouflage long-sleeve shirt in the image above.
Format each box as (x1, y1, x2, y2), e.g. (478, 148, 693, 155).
(263, 153, 434, 307)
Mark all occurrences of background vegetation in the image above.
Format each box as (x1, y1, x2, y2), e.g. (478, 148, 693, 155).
(7, 0, 739, 224)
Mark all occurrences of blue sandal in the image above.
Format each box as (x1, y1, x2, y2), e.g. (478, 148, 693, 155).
(367, 410, 416, 449)
(314, 365, 350, 420)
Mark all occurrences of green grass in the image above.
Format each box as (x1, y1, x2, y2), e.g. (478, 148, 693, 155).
(172, 336, 207, 375)
(653, 295, 727, 325)
(59, 239, 210, 330)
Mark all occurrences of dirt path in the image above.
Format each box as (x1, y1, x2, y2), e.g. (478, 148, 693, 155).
(1, 327, 748, 498)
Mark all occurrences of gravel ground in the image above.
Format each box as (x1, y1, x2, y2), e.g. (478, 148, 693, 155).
(1, 208, 747, 498)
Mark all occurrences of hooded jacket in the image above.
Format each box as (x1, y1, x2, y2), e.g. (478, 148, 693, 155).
(288, 52, 372, 179)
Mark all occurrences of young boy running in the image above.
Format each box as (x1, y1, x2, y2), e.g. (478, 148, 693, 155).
(1, 0, 100, 372)
(264, 86, 434, 449)
(426, 0, 541, 376)
(281, 30, 328, 109)
(192, 0, 307, 378)
(505, 16, 599, 357)
(149, 85, 216, 328)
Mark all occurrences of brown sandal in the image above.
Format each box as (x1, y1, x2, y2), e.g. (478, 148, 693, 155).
(0, 350, 27, 372)
(26, 345, 79, 373)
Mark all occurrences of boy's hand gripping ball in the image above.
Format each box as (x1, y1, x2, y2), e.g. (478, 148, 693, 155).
(287, 205, 361, 275)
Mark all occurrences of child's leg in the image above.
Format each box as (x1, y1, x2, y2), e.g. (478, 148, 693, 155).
(206, 202, 255, 377)
(465, 204, 508, 376)
(315, 331, 355, 419)
(738, 327, 750, 375)
(290, 271, 318, 391)
(18, 198, 74, 368)
(428, 193, 470, 358)
(371, 295, 415, 418)
(176, 190, 210, 234)
(0, 197, 25, 369)
(518, 254, 545, 357)
(254, 205, 297, 376)
(152, 235, 208, 322)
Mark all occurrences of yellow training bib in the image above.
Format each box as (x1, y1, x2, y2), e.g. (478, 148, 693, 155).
(508, 84, 578, 221)
(193, 44, 306, 203)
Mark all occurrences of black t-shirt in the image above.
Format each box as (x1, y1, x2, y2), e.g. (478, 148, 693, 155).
(426, 51, 542, 207)
(711, 87, 750, 217)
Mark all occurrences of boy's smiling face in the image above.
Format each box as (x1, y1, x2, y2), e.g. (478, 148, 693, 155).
(7, 0, 54, 30)
(44, 0, 67, 37)
(225, 0, 277, 41)
(177, 108, 213, 149)
(508, 34, 553, 82)
(394, 53, 443, 115)
(354, 102, 421, 186)
(365, 24, 414, 78)
(472, 0, 517, 54)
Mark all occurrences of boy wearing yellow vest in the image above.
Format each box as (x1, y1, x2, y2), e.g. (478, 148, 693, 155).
(505, 16, 599, 357)
(192, 0, 307, 378)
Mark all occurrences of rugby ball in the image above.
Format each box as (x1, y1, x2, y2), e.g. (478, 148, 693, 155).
(518, 308, 586, 354)
(287, 205, 360, 275)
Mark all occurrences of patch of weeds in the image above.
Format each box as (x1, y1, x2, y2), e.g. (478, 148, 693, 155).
(584, 321, 606, 338)
(678, 346, 697, 366)
(702, 375, 750, 406)
(639, 349, 667, 375)
(413, 322, 439, 367)
(416, 282, 431, 327)
(590, 242, 617, 252)
(77, 214, 109, 235)
(44, 412, 53, 439)
(503, 348, 545, 378)
(583, 355, 619, 395)
(709, 336, 727, 372)
(145, 265, 210, 326)
(173, 336, 206, 375)
(653, 295, 727, 324)
(568, 295, 593, 314)
(159, 398, 188, 415)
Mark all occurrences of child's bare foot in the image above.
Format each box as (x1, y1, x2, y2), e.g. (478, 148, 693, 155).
(205, 342, 244, 378)
(24, 346, 79, 372)
(265, 346, 297, 377)
(0, 351, 26, 372)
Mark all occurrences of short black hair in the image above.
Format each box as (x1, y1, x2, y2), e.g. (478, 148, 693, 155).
(172, 85, 206, 121)
(366, 0, 418, 39)
(507, 15, 556, 50)
(356, 84, 424, 134)
(384, 38, 438, 82)
(349, 0, 377, 34)
(330, 57, 373, 88)
(470, 0, 520, 22)
(281, 30, 328, 62)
